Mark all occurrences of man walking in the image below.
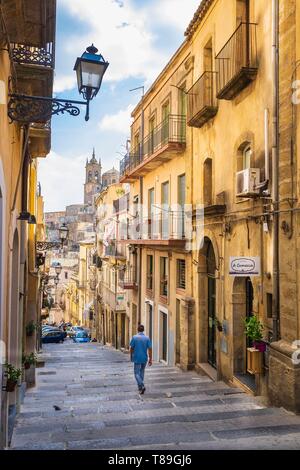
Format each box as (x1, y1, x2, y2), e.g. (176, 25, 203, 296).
(130, 324, 152, 394)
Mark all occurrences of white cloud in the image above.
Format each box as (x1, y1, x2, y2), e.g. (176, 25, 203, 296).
(38, 151, 87, 212)
(98, 104, 134, 134)
(56, 0, 200, 93)
(54, 74, 77, 94)
(150, 0, 200, 32)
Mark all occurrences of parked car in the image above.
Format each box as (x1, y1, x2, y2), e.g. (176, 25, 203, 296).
(73, 331, 90, 343)
(42, 330, 65, 344)
(68, 326, 84, 338)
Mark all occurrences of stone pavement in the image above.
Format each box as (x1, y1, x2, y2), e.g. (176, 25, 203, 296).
(10, 341, 300, 450)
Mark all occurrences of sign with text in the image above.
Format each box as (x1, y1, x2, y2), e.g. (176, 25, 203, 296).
(229, 257, 261, 277)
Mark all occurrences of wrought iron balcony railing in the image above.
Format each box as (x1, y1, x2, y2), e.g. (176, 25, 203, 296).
(118, 267, 137, 290)
(123, 210, 186, 242)
(10, 42, 54, 68)
(187, 71, 218, 128)
(215, 22, 258, 100)
(120, 114, 186, 178)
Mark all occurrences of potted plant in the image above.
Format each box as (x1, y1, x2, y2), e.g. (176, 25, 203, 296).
(22, 352, 37, 370)
(244, 315, 266, 352)
(26, 321, 37, 337)
(244, 316, 265, 375)
(5, 363, 22, 392)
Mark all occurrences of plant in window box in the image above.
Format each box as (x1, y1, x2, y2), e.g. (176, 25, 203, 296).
(22, 352, 37, 370)
(4, 363, 22, 392)
(26, 321, 37, 337)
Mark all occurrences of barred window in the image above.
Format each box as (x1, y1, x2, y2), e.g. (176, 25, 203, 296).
(177, 259, 186, 290)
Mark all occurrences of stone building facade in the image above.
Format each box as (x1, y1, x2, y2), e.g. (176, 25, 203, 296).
(0, 0, 56, 447)
(115, 0, 300, 412)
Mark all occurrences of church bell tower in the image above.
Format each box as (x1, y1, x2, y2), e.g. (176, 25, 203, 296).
(84, 148, 102, 205)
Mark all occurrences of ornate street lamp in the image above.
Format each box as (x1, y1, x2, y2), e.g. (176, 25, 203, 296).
(59, 223, 69, 247)
(74, 44, 109, 121)
(8, 44, 109, 123)
(55, 263, 62, 276)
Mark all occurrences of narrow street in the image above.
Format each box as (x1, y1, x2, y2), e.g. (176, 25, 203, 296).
(10, 342, 300, 450)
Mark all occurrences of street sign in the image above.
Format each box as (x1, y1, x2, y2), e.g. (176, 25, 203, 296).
(229, 257, 260, 277)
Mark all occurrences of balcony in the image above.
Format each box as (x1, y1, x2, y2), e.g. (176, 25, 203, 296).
(102, 285, 126, 312)
(215, 22, 258, 100)
(10, 42, 54, 68)
(2, 1, 56, 97)
(103, 242, 126, 260)
(119, 209, 187, 248)
(120, 115, 186, 182)
(118, 267, 138, 290)
(187, 71, 218, 128)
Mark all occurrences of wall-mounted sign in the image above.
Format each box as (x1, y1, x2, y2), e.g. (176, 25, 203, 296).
(229, 257, 260, 277)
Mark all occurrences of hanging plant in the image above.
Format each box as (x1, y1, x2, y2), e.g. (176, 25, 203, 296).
(26, 321, 37, 337)
(22, 352, 37, 370)
(5, 363, 22, 392)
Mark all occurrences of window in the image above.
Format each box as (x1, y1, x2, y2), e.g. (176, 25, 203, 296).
(147, 255, 153, 290)
(65, 272, 68, 280)
(203, 158, 213, 206)
(176, 259, 186, 290)
(160, 257, 168, 297)
(243, 145, 252, 169)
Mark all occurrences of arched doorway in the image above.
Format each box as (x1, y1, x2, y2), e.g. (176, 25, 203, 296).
(207, 241, 217, 368)
(232, 276, 255, 391)
(198, 237, 217, 369)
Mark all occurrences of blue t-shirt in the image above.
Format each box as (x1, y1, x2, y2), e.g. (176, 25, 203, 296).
(130, 333, 152, 364)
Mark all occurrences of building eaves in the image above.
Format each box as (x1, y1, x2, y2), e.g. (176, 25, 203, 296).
(184, 0, 214, 39)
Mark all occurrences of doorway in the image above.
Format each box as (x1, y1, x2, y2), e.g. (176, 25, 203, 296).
(207, 241, 217, 368)
(232, 276, 256, 392)
(159, 309, 168, 363)
(176, 299, 181, 365)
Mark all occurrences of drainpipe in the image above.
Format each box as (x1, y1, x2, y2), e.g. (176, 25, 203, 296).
(272, 0, 280, 341)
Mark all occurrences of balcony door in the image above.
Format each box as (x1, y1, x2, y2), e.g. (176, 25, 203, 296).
(159, 309, 168, 363)
(161, 181, 169, 239)
(207, 241, 217, 369)
(161, 101, 170, 145)
(148, 188, 154, 239)
(178, 174, 185, 238)
(149, 116, 155, 155)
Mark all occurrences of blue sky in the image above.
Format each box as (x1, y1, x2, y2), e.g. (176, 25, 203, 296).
(39, 0, 200, 212)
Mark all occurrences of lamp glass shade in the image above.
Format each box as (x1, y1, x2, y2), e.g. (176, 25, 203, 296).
(55, 264, 62, 276)
(74, 46, 109, 100)
(59, 224, 69, 241)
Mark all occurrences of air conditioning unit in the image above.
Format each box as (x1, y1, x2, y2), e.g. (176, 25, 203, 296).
(236, 168, 261, 197)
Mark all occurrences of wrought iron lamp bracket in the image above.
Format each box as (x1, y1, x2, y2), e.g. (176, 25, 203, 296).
(36, 241, 62, 251)
(8, 94, 90, 124)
